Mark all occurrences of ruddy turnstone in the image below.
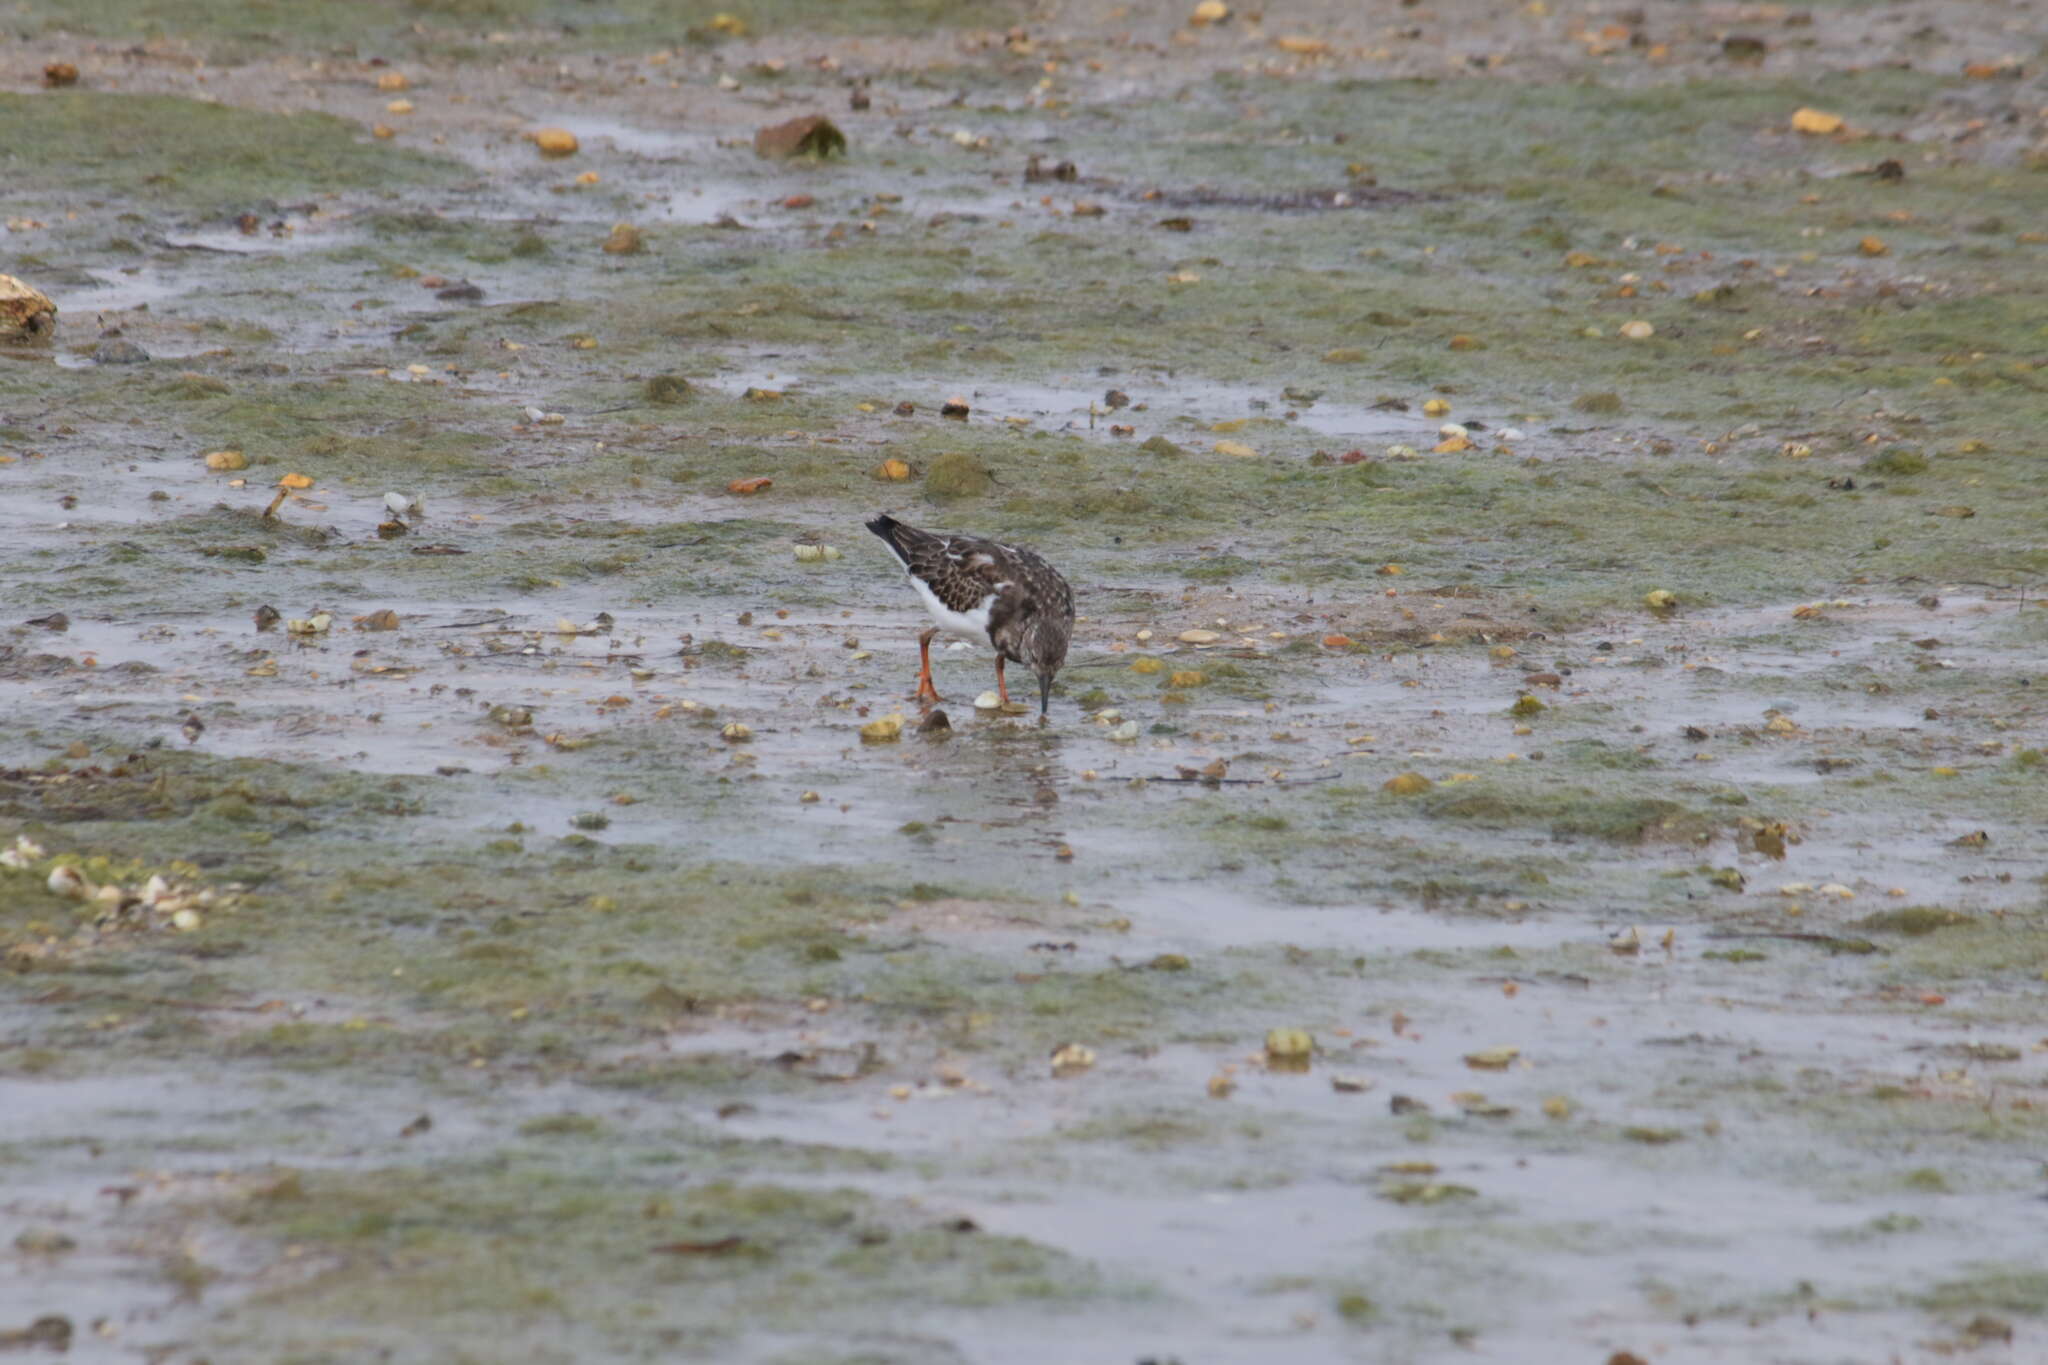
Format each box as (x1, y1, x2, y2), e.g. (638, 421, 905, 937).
(864, 513, 1074, 716)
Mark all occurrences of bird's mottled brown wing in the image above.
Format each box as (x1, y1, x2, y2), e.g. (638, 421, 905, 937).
(983, 541, 1074, 669)
(907, 531, 1014, 616)
(869, 516, 1013, 613)
(867, 514, 1073, 666)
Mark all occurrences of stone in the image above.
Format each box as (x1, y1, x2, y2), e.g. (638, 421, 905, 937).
(0, 275, 57, 341)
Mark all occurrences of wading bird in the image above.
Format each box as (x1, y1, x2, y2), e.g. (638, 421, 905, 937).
(865, 513, 1074, 716)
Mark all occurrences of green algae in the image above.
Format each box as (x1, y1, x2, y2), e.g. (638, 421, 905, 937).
(1856, 906, 1974, 936)
(22, 0, 1020, 58)
(197, 1165, 1100, 1356)
(922, 450, 993, 501)
(1418, 782, 1729, 846)
(0, 93, 461, 211)
(1919, 1268, 2048, 1318)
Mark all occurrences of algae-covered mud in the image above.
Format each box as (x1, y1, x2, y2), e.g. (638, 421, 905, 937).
(3, 1, 2045, 1360)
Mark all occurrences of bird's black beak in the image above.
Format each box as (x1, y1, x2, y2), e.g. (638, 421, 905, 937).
(1038, 672, 1053, 717)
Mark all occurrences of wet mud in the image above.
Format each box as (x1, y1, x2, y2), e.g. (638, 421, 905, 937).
(3, 1, 2045, 1361)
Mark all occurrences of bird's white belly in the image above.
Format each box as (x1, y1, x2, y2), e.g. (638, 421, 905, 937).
(910, 575, 994, 644)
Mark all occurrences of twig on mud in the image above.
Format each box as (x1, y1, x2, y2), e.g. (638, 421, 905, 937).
(1702, 930, 1885, 954)
(148, 235, 243, 254)
(466, 651, 646, 668)
(1143, 771, 1342, 787)
(33, 987, 284, 1014)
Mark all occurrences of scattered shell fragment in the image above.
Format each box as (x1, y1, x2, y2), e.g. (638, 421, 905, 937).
(532, 127, 580, 157)
(1178, 629, 1221, 644)
(754, 114, 847, 160)
(1464, 1046, 1520, 1071)
(1791, 107, 1844, 135)
(1619, 320, 1655, 340)
(721, 723, 752, 742)
(1265, 1028, 1314, 1066)
(203, 449, 248, 472)
(0, 836, 46, 870)
(973, 691, 1002, 711)
(860, 713, 905, 742)
(1050, 1042, 1096, 1075)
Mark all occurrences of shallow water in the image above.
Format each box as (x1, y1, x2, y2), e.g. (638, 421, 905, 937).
(4, 1, 2047, 1359)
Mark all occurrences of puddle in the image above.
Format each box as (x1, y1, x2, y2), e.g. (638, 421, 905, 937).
(934, 375, 1423, 447)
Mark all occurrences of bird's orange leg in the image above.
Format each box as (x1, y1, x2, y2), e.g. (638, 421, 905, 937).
(995, 655, 1012, 707)
(915, 628, 943, 704)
